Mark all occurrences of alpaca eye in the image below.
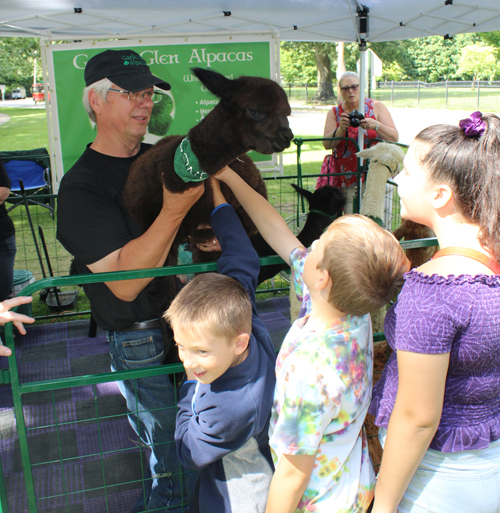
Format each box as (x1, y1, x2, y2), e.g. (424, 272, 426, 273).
(249, 109, 264, 120)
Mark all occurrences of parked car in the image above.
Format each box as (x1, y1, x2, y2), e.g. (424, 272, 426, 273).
(12, 87, 27, 99)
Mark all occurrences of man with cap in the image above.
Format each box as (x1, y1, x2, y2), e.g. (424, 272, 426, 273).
(57, 49, 203, 512)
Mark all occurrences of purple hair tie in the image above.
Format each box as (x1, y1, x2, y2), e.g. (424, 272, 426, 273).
(459, 111, 485, 138)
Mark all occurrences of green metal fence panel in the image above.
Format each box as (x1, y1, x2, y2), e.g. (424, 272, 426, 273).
(0, 446, 8, 513)
(3, 269, 200, 513)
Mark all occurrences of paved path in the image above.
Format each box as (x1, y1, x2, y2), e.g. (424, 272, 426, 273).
(0, 113, 10, 126)
(0, 98, 45, 109)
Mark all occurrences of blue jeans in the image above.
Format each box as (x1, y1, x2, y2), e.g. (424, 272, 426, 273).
(0, 234, 16, 301)
(379, 427, 500, 513)
(108, 327, 187, 513)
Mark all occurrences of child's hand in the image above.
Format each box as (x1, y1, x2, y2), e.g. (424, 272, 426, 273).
(195, 223, 221, 252)
(0, 296, 34, 337)
(209, 176, 226, 207)
(213, 165, 233, 183)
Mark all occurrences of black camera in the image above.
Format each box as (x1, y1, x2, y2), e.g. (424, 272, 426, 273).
(348, 110, 365, 128)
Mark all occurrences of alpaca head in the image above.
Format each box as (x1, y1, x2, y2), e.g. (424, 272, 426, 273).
(291, 184, 346, 220)
(356, 142, 405, 178)
(192, 67, 294, 154)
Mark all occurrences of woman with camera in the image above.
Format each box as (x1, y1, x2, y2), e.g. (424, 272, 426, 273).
(317, 71, 398, 213)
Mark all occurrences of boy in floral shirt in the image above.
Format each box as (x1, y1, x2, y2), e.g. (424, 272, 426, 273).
(215, 168, 409, 513)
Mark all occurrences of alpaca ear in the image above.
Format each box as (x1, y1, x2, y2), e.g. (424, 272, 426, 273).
(192, 67, 238, 101)
(291, 183, 313, 202)
(356, 147, 376, 160)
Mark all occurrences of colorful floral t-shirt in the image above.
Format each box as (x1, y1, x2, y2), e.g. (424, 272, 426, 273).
(268, 247, 375, 512)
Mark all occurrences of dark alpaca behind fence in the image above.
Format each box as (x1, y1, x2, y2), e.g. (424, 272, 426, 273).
(252, 184, 346, 285)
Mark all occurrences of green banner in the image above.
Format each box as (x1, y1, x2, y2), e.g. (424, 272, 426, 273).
(48, 38, 274, 176)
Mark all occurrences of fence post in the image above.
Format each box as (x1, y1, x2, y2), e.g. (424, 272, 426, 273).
(305, 83, 308, 102)
(391, 81, 394, 105)
(417, 81, 420, 106)
(445, 80, 448, 109)
(477, 81, 480, 109)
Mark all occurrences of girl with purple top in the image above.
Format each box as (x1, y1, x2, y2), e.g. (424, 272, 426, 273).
(369, 112, 500, 513)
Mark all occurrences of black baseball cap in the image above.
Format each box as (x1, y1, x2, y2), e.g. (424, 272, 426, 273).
(84, 49, 171, 91)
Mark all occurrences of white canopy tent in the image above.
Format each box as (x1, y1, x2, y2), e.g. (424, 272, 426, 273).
(1, 0, 499, 42)
(1, 0, 499, 173)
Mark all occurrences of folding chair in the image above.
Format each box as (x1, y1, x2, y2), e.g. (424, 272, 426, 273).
(0, 148, 54, 216)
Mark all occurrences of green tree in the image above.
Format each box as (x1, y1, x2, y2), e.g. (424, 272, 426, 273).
(280, 41, 348, 102)
(280, 42, 317, 85)
(405, 33, 480, 82)
(479, 31, 500, 56)
(0, 37, 42, 93)
(458, 45, 499, 80)
(369, 40, 413, 81)
(313, 42, 337, 101)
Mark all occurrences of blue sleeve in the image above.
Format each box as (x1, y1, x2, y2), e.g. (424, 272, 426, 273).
(210, 204, 260, 304)
(175, 382, 256, 470)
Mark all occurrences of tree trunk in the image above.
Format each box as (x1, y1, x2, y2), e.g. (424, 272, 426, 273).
(313, 44, 336, 102)
(337, 42, 347, 78)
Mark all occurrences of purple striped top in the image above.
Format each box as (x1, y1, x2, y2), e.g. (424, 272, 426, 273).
(369, 271, 500, 452)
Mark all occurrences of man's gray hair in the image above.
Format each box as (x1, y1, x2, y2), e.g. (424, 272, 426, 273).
(82, 78, 113, 123)
(338, 71, 360, 88)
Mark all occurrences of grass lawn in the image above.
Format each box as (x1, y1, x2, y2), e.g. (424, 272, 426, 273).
(1, 108, 87, 320)
(0, 108, 49, 151)
(371, 86, 500, 112)
(287, 85, 500, 113)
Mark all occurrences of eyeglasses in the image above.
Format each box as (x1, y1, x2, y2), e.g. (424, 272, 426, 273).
(108, 88, 166, 103)
(340, 84, 360, 92)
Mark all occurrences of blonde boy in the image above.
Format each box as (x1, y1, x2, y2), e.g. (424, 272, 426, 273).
(165, 180, 276, 513)
(215, 167, 409, 513)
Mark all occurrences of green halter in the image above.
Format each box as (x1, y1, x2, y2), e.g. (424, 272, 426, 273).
(174, 137, 209, 183)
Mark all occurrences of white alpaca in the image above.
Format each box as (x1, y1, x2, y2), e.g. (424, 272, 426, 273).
(357, 142, 405, 333)
(357, 142, 405, 226)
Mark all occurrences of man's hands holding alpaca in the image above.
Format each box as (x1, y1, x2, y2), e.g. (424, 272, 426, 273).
(161, 181, 205, 221)
(88, 182, 206, 302)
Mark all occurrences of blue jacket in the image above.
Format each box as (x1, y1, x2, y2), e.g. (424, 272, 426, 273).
(175, 205, 276, 513)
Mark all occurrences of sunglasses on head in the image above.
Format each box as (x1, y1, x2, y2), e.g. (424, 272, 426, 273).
(340, 84, 360, 92)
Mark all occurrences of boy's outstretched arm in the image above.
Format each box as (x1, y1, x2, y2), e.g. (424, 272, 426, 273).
(265, 454, 315, 513)
(215, 167, 303, 263)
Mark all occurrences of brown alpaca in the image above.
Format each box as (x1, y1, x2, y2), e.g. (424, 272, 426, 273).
(122, 68, 293, 361)
(124, 67, 293, 249)
(365, 339, 393, 473)
(393, 219, 438, 269)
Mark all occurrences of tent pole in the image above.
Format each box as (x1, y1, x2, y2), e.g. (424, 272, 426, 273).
(358, 45, 366, 152)
(355, 3, 369, 212)
(40, 42, 57, 192)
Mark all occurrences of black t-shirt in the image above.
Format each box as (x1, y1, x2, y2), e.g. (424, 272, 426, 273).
(56, 143, 158, 331)
(0, 158, 15, 242)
